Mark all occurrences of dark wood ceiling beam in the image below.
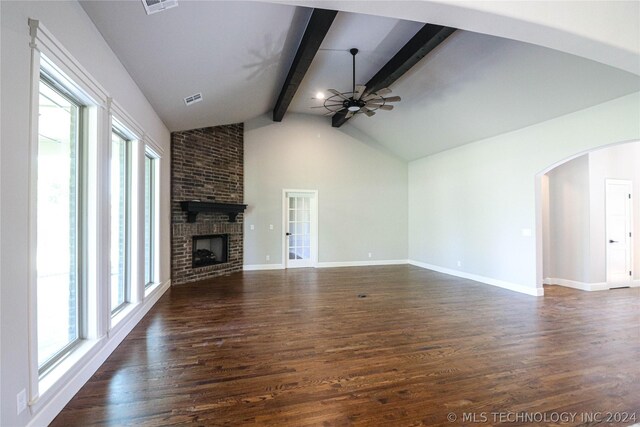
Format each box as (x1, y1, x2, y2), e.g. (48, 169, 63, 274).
(273, 8, 338, 122)
(332, 23, 456, 128)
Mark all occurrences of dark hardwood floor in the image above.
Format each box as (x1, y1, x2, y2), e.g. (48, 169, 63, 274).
(51, 266, 640, 426)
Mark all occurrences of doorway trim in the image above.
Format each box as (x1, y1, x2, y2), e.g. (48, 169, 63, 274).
(605, 178, 633, 286)
(282, 189, 318, 268)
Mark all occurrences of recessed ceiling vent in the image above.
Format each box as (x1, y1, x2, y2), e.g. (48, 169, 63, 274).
(142, 0, 178, 15)
(184, 93, 202, 106)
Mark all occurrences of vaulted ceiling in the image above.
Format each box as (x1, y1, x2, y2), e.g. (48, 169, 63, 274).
(80, 1, 640, 161)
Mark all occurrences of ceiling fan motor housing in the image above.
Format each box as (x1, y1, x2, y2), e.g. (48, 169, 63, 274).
(345, 99, 365, 112)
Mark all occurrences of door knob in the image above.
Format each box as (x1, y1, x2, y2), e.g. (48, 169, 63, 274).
(286, 232, 291, 236)
(609, 239, 618, 243)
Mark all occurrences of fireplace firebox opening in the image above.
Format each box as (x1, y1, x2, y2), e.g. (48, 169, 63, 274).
(192, 234, 228, 268)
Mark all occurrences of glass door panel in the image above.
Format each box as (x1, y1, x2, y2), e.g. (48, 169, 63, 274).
(285, 192, 316, 268)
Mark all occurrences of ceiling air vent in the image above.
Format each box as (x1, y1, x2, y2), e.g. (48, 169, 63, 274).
(142, 0, 178, 15)
(184, 93, 203, 106)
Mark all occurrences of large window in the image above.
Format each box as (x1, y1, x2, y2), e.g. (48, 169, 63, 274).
(144, 153, 157, 288)
(110, 130, 130, 313)
(37, 76, 84, 374)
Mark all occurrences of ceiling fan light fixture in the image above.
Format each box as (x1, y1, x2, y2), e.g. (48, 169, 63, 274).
(347, 105, 360, 112)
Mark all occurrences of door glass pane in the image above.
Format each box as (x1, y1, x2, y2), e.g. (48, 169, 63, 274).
(110, 132, 127, 312)
(287, 194, 312, 262)
(37, 80, 80, 367)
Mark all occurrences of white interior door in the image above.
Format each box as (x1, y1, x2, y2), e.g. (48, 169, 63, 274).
(606, 179, 633, 285)
(283, 190, 318, 268)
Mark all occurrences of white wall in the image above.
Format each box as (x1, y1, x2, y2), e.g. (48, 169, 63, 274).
(545, 155, 591, 282)
(1, 2, 171, 426)
(408, 92, 640, 295)
(244, 113, 408, 267)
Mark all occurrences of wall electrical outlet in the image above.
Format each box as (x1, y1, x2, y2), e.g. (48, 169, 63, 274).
(368, 252, 372, 258)
(457, 260, 462, 267)
(269, 224, 273, 230)
(17, 389, 27, 414)
(266, 255, 270, 261)
(249, 224, 254, 230)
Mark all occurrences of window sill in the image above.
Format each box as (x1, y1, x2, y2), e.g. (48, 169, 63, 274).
(109, 301, 139, 337)
(34, 337, 102, 410)
(144, 281, 162, 297)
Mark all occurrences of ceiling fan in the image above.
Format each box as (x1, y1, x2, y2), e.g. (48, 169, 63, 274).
(314, 48, 401, 119)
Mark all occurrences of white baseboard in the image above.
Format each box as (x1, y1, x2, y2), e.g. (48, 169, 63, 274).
(545, 277, 639, 291)
(316, 259, 408, 268)
(544, 277, 607, 291)
(243, 263, 284, 271)
(243, 260, 409, 270)
(28, 279, 171, 427)
(408, 260, 543, 296)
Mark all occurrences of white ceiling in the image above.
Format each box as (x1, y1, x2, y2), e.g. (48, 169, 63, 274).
(80, 0, 640, 160)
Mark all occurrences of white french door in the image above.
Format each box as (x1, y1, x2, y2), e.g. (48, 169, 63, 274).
(283, 190, 318, 268)
(605, 179, 633, 285)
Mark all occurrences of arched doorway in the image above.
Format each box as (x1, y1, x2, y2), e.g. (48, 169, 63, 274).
(536, 140, 640, 291)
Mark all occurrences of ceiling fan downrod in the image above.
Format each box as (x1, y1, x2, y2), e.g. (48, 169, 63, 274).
(350, 48, 358, 96)
(346, 48, 364, 112)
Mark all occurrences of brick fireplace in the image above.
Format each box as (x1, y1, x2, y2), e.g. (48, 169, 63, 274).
(171, 123, 244, 285)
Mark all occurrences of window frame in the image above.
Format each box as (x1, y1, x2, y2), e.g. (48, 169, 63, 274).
(144, 152, 157, 289)
(36, 73, 88, 378)
(28, 20, 111, 404)
(109, 127, 132, 316)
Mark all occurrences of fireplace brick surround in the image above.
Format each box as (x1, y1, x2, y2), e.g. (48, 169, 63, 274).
(171, 123, 244, 285)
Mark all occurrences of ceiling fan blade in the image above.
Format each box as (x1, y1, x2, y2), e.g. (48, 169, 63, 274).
(363, 108, 376, 117)
(363, 88, 393, 101)
(366, 96, 401, 105)
(362, 87, 391, 101)
(353, 85, 366, 100)
(328, 89, 350, 101)
(311, 104, 342, 108)
(345, 111, 355, 119)
(378, 104, 394, 111)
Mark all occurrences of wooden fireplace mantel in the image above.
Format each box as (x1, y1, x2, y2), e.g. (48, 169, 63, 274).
(180, 201, 247, 223)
